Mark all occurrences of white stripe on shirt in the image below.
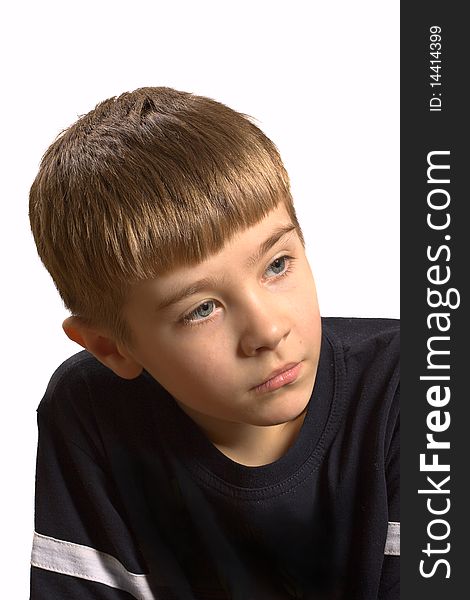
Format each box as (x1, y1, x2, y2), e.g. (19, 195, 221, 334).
(384, 521, 400, 555)
(31, 531, 156, 599)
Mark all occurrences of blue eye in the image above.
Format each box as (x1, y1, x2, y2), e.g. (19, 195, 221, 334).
(266, 256, 287, 277)
(184, 300, 215, 322)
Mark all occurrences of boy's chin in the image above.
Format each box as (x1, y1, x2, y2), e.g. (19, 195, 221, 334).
(248, 391, 311, 428)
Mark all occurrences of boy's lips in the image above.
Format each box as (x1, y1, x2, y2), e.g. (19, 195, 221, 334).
(251, 362, 302, 394)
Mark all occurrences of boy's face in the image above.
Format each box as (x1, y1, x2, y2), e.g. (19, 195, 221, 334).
(123, 203, 321, 432)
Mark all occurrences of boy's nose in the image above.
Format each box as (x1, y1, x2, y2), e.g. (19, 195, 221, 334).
(238, 294, 290, 357)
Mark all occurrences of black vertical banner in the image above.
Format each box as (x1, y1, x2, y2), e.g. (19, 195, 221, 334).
(401, 2, 468, 598)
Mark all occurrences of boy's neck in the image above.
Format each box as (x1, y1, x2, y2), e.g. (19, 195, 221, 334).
(177, 404, 308, 467)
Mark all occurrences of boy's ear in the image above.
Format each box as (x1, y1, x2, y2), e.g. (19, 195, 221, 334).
(62, 316, 143, 380)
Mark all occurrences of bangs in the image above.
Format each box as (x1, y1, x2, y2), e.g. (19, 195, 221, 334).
(105, 147, 292, 280)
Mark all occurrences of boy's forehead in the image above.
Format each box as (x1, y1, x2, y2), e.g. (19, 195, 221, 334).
(129, 204, 299, 308)
(172, 204, 296, 272)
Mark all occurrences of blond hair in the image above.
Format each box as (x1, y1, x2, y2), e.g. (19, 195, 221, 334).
(29, 87, 302, 343)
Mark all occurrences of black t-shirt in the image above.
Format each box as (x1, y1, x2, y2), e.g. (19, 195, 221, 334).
(30, 317, 400, 600)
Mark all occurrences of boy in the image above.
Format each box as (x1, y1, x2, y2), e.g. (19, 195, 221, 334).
(29, 87, 399, 599)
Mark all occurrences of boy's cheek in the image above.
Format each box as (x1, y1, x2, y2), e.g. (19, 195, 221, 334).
(138, 341, 227, 391)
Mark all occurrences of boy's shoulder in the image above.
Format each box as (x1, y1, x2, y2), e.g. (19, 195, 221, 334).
(37, 350, 153, 418)
(322, 316, 399, 354)
(321, 317, 400, 466)
(36, 350, 166, 459)
(321, 316, 400, 391)
(39, 350, 109, 401)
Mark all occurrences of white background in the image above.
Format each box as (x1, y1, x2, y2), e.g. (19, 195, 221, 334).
(0, 1, 398, 594)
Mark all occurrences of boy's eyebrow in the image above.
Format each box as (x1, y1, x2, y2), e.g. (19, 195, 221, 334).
(157, 223, 297, 311)
(245, 223, 297, 269)
(157, 276, 221, 311)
